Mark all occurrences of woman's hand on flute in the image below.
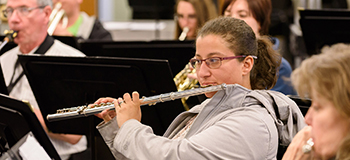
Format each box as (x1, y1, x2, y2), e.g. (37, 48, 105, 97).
(282, 126, 313, 160)
(114, 91, 142, 128)
(93, 92, 142, 127)
(93, 97, 117, 122)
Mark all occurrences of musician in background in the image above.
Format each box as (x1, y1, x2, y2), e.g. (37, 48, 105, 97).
(0, 0, 86, 159)
(174, 0, 218, 109)
(94, 17, 305, 159)
(51, 0, 112, 40)
(223, 0, 297, 95)
(174, 0, 218, 40)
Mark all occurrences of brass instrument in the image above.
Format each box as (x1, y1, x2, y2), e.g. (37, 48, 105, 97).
(0, 30, 17, 50)
(46, 83, 228, 122)
(174, 63, 199, 110)
(178, 27, 189, 41)
(47, 2, 67, 35)
(174, 63, 198, 92)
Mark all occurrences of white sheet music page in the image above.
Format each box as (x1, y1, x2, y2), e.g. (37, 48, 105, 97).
(18, 134, 51, 160)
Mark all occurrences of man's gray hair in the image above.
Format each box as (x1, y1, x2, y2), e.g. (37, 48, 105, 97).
(36, 0, 53, 8)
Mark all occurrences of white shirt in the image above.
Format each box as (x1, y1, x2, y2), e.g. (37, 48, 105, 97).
(0, 40, 87, 160)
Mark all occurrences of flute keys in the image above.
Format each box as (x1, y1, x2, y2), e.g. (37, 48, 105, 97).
(57, 107, 79, 113)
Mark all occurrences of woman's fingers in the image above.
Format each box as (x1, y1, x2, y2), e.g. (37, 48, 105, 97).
(132, 91, 140, 102)
(94, 97, 115, 104)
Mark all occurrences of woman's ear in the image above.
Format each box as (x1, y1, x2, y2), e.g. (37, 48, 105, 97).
(242, 56, 254, 76)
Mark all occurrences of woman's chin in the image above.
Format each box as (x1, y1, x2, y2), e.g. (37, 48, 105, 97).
(205, 92, 217, 98)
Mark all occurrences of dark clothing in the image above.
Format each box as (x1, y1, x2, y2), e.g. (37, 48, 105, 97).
(88, 19, 113, 40)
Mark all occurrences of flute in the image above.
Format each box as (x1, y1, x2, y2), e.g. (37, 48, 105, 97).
(46, 83, 228, 122)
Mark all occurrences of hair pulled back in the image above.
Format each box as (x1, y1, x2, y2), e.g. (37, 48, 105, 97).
(197, 17, 281, 89)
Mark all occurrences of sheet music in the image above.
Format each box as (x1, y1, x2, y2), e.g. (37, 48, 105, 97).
(18, 134, 51, 160)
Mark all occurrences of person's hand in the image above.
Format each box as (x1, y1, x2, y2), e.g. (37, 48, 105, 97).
(114, 92, 142, 128)
(93, 97, 117, 122)
(187, 72, 197, 79)
(282, 126, 314, 160)
(52, 22, 73, 37)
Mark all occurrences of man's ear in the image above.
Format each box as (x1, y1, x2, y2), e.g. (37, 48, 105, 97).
(43, 5, 52, 25)
(242, 56, 254, 76)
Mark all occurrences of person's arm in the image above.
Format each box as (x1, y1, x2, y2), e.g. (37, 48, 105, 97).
(94, 97, 128, 159)
(96, 95, 277, 160)
(33, 108, 82, 144)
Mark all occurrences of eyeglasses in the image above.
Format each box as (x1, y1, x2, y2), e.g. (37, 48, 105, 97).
(189, 55, 257, 69)
(2, 6, 45, 18)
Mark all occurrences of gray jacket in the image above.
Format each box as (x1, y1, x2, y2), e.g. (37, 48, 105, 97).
(97, 84, 306, 160)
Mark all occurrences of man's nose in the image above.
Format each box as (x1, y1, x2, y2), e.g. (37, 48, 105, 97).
(8, 10, 21, 23)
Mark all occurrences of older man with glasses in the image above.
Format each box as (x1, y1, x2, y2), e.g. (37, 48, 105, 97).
(0, 0, 86, 159)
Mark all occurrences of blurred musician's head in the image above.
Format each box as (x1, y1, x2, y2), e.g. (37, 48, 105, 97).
(5, 0, 52, 53)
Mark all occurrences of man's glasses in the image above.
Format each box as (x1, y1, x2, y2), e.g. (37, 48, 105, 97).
(189, 55, 257, 69)
(2, 6, 45, 18)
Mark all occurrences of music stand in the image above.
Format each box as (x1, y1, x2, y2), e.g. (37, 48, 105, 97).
(0, 94, 60, 160)
(0, 65, 8, 95)
(18, 55, 184, 136)
(299, 9, 350, 55)
(128, 0, 175, 19)
(79, 40, 196, 75)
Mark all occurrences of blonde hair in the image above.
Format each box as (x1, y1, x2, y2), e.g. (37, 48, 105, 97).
(291, 43, 350, 159)
(174, 0, 218, 39)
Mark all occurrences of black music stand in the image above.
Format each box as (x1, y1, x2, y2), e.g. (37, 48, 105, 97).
(18, 54, 184, 135)
(0, 65, 8, 95)
(19, 55, 185, 160)
(79, 40, 196, 75)
(0, 94, 60, 160)
(128, 0, 175, 19)
(299, 9, 350, 55)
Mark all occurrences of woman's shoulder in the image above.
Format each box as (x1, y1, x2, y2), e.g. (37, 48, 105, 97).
(280, 57, 293, 73)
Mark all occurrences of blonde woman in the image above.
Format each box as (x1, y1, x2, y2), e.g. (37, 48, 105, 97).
(174, 0, 218, 40)
(283, 43, 350, 160)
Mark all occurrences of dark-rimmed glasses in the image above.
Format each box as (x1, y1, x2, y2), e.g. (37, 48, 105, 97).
(189, 55, 257, 69)
(2, 6, 46, 18)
